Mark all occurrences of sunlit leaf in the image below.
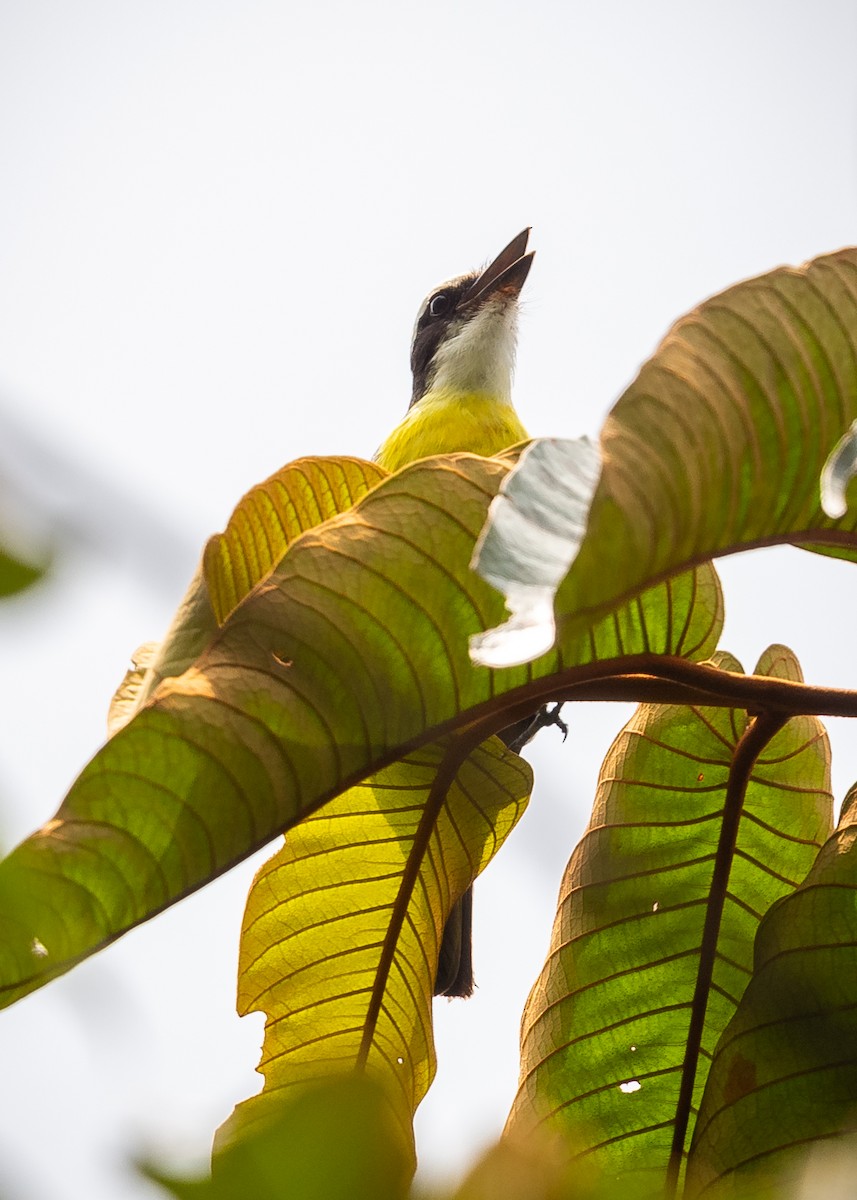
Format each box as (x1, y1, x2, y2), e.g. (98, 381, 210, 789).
(686, 780, 857, 1196)
(0, 456, 721, 1008)
(203, 456, 386, 623)
(575, 249, 857, 592)
(507, 646, 832, 1196)
(220, 736, 531, 1157)
(117, 457, 386, 725)
(477, 249, 857, 662)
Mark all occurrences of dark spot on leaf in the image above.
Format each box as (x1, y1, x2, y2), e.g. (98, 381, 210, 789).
(723, 1053, 757, 1105)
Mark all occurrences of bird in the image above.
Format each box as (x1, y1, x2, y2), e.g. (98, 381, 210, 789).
(374, 229, 537, 998)
(375, 228, 533, 474)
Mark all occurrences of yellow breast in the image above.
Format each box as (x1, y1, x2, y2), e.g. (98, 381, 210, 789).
(375, 389, 529, 473)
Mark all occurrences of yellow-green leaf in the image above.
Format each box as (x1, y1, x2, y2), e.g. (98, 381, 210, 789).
(220, 736, 531, 1158)
(686, 779, 857, 1196)
(0, 455, 720, 1008)
(204, 455, 386, 622)
(117, 457, 386, 725)
(507, 646, 831, 1195)
(556, 248, 857, 634)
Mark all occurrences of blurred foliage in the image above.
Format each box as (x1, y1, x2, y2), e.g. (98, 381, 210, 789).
(0, 543, 45, 599)
(143, 1073, 857, 1200)
(144, 1076, 410, 1200)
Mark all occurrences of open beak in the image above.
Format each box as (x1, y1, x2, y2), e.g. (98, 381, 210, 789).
(461, 228, 534, 308)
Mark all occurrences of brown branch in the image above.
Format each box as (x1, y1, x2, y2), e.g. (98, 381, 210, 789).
(40, 655, 849, 1001)
(626, 656, 857, 714)
(451, 655, 857, 749)
(664, 711, 788, 1197)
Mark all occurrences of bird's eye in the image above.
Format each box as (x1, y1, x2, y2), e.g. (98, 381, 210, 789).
(429, 293, 450, 317)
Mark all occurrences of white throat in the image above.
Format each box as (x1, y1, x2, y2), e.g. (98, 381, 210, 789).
(427, 299, 518, 402)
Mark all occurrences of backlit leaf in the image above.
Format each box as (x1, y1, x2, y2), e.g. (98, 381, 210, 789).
(203, 456, 386, 623)
(554, 248, 857, 634)
(118, 457, 386, 724)
(220, 736, 531, 1158)
(686, 780, 857, 1196)
(468, 249, 857, 664)
(507, 646, 832, 1196)
(0, 456, 720, 1007)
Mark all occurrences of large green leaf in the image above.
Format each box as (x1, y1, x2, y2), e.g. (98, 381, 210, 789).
(553, 248, 857, 635)
(210, 462, 531, 1148)
(220, 736, 531, 1158)
(112, 456, 386, 727)
(203, 455, 385, 622)
(686, 780, 857, 1197)
(0, 454, 720, 1008)
(506, 646, 832, 1196)
(211, 466, 713, 1153)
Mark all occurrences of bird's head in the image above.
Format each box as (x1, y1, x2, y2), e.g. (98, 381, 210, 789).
(409, 229, 534, 408)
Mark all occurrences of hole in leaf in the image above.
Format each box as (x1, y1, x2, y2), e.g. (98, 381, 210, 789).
(619, 1080, 641, 1094)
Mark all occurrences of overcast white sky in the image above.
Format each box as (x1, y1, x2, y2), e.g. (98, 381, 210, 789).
(1, 3, 856, 1198)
